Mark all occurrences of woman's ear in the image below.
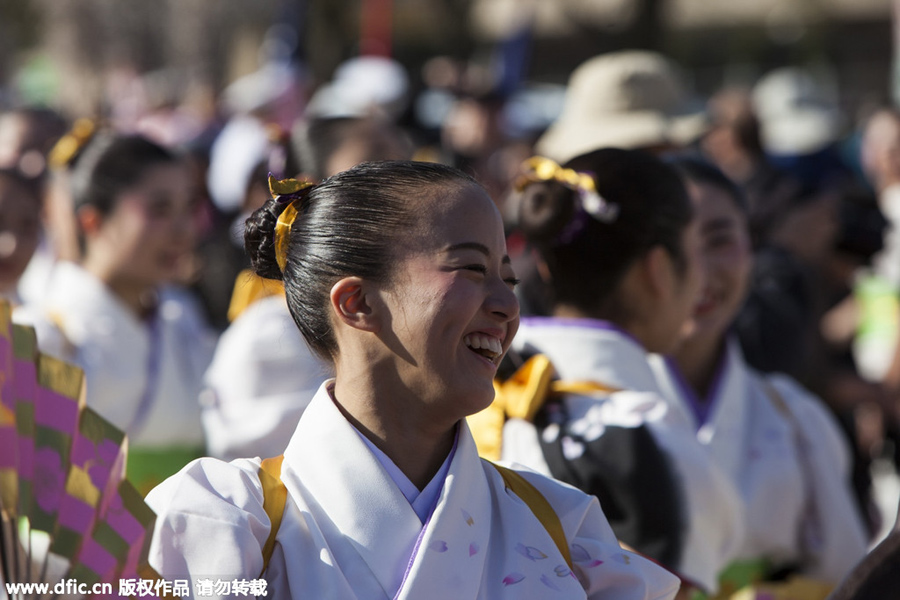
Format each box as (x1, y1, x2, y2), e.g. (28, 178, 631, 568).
(75, 205, 104, 238)
(330, 277, 380, 333)
(642, 245, 677, 301)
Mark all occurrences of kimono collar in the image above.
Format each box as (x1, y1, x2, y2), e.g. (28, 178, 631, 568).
(352, 418, 459, 524)
(281, 382, 493, 599)
(514, 316, 661, 393)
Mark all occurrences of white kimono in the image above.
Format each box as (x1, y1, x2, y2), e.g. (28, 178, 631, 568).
(649, 338, 868, 582)
(26, 261, 214, 448)
(202, 295, 330, 461)
(503, 318, 745, 593)
(147, 382, 681, 600)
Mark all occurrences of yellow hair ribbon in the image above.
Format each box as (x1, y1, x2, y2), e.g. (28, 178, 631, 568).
(515, 156, 596, 193)
(270, 174, 313, 273)
(515, 156, 618, 223)
(48, 118, 97, 169)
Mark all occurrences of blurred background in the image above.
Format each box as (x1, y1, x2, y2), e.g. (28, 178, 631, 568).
(0, 0, 896, 131)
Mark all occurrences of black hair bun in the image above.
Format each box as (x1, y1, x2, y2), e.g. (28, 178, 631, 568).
(244, 198, 288, 281)
(517, 180, 578, 245)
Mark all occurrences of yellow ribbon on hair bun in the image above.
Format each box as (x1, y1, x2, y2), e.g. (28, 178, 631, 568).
(270, 174, 314, 273)
(48, 118, 97, 169)
(515, 156, 596, 193)
(515, 156, 619, 223)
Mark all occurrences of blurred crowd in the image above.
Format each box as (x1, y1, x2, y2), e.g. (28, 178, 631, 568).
(2, 31, 900, 596)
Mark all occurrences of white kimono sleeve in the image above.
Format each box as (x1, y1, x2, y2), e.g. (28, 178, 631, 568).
(769, 374, 869, 581)
(146, 457, 270, 596)
(512, 468, 681, 600)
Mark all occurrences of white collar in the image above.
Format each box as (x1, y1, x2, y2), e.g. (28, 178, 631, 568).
(514, 317, 661, 393)
(352, 419, 458, 524)
(281, 381, 493, 598)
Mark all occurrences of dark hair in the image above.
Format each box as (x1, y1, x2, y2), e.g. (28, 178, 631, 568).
(244, 160, 476, 360)
(0, 168, 43, 206)
(666, 155, 748, 213)
(517, 148, 692, 317)
(70, 134, 179, 214)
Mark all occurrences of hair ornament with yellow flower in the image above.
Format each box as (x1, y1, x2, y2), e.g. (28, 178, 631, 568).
(48, 118, 98, 169)
(270, 173, 314, 273)
(516, 156, 619, 224)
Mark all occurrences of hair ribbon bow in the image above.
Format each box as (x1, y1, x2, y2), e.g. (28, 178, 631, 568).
(270, 174, 314, 272)
(515, 156, 619, 223)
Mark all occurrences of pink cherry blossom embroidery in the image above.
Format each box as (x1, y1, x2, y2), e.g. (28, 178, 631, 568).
(515, 543, 547, 561)
(540, 574, 561, 591)
(554, 565, 571, 578)
(502, 573, 525, 586)
(570, 544, 604, 567)
(469, 543, 479, 557)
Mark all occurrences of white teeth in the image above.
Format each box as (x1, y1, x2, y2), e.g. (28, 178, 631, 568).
(464, 333, 503, 359)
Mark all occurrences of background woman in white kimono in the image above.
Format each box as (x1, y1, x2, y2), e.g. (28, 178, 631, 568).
(147, 160, 681, 599)
(26, 134, 216, 493)
(648, 157, 868, 589)
(496, 149, 744, 596)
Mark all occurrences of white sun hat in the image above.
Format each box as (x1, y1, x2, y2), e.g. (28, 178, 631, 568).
(752, 67, 843, 156)
(536, 50, 707, 163)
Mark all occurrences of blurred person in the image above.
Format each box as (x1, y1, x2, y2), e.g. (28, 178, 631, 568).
(202, 115, 413, 461)
(189, 129, 283, 332)
(650, 158, 867, 594)
(861, 108, 900, 289)
(0, 108, 70, 305)
(858, 108, 900, 384)
(292, 116, 413, 181)
(304, 56, 409, 122)
(734, 178, 842, 386)
(701, 89, 765, 186)
(701, 87, 798, 232)
(0, 168, 42, 306)
(535, 51, 707, 163)
(0, 107, 67, 178)
(27, 134, 216, 494)
(735, 172, 892, 536)
(752, 67, 849, 188)
(479, 150, 744, 596)
(148, 161, 681, 600)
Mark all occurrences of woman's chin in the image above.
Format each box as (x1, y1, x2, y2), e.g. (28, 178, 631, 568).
(462, 385, 498, 418)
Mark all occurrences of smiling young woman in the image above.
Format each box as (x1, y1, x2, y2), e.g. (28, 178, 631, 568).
(146, 160, 680, 599)
(495, 149, 744, 596)
(27, 134, 215, 493)
(649, 157, 868, 592)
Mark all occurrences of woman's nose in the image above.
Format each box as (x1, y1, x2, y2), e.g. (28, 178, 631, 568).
(487, 277, 520, 323)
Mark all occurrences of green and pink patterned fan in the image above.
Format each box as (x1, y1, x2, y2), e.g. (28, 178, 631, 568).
(0, 302, 164, 599)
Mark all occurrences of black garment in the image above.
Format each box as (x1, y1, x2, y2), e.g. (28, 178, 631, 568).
(828, 527, 900, 600)
(190, 217, 250, 332)
(534, 399, 686, 571)
(735, 244, 817, 383)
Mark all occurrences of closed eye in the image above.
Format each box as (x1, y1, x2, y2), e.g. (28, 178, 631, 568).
(505, 277, 521, 288)
(463, 264, 488, 274)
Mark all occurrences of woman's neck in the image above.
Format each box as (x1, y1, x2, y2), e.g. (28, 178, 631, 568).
(332, 367, 457, 490)
(82, 257, 157, 319)
(673, 331, 727, 401)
